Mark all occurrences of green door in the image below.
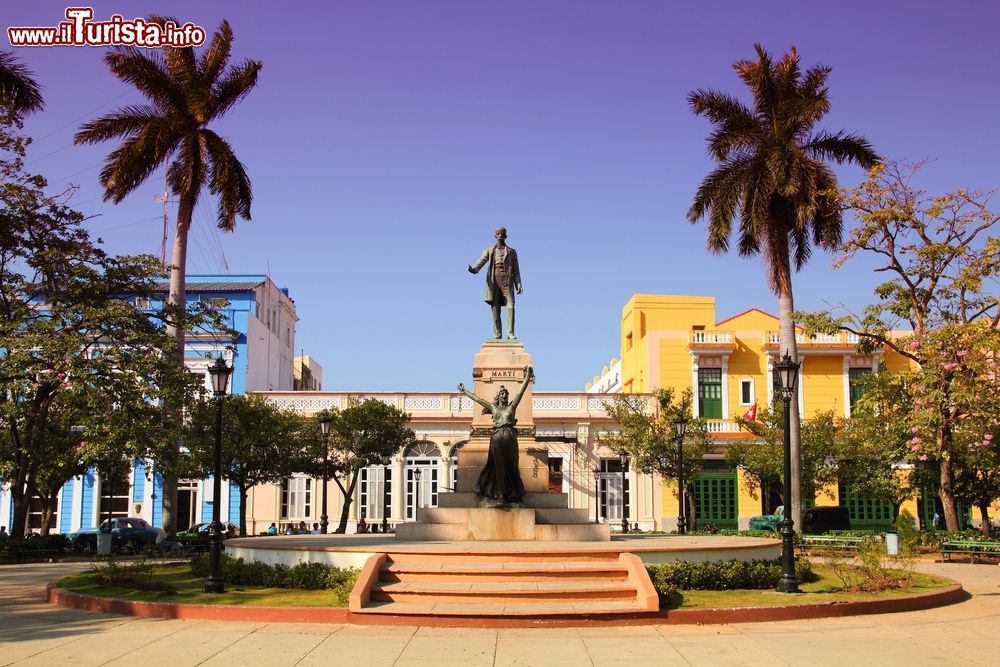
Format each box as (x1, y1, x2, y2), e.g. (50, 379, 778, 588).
(693, 472, 738, 530)
(698, 368, 722, 419)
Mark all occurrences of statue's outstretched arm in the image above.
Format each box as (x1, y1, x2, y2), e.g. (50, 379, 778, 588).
(458, 383, 493, 413)
(509, 366, 534, 411)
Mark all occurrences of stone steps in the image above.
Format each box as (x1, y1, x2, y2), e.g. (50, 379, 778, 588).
(350, 552, 659, 618)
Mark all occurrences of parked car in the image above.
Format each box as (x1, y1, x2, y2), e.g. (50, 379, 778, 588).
(748, 505, 851, 534)
(176, 522, 239, 546)
(68, 516, 160, 552)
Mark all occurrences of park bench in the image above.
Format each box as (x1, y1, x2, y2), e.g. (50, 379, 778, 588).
(800, 534, 866, 554)
(940, 540, 1000, 563)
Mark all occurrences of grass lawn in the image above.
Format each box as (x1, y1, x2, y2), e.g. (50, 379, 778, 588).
(59, 563, 348, 607)
(672, 564, 952, 610)
(58, 562, 952, 611)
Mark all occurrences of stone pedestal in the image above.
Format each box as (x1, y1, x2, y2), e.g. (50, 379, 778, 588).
(394, 340, 610, 542)
(454, 340, 550, 495)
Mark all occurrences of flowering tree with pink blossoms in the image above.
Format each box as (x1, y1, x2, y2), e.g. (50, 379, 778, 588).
(799, 162, 1000, 531)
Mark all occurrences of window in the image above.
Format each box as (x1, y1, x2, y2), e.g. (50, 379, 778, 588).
(359, 466, 391, 521)
(281, 477, 312, 520)
(698, 368, 723, 419)
(848, 368, 872, 410)
(204, 297, 229, 309)
(625, 332, 633, 352)
(739, 379, 754, 406)
(134, 297, 151, 309)
(599, 459, 629, 522)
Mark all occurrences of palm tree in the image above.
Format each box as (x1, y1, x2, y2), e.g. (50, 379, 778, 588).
(75, 19, 261, 535)
(0, 51, 44, 114)
(687, 44, 879, 529)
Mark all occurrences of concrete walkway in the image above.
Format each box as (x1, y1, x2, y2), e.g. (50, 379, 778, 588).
(1, 560, 998, 666)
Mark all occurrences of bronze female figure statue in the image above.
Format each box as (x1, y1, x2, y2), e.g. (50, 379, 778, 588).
(458, 366, 533, 506)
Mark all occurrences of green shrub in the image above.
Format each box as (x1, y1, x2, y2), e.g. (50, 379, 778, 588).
(187, 554, 357, 595)
(327, 567, 360, 604)
(645, 557, 814, 595)
(0, 534, 69, 556)
(895, 510, 919, 557)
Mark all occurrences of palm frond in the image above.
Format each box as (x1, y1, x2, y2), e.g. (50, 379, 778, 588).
(202, 129, 253, 230)
(207, 60, 261, 121)
(166, 135, 205, 200)
(74, 105, 162, 144)
(147, 16, 197, 87)
(803, 130, 880, 168)
(98, 120, 179, 202)
(0, 51, 43, 113)
(198, 20, 233, 84)
(104, 47, 184, 112)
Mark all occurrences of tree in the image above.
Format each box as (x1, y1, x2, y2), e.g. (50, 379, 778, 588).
(75, 19, 261, 535)
(0, 52, 43, 114)
(296, 400, 414, 534)
(687, 44, 879, 529)
(601, 388, 710, 530)
(799, 162, 1000, 530)
(185, 394, 309, 535)
(727, 403, 840, 511)
(0, 109, 205, 538)
(836, 367, 921, 524)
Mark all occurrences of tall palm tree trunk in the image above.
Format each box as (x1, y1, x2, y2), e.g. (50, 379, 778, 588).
(777, 286, 803, 532)
(160, 193, 195, 536)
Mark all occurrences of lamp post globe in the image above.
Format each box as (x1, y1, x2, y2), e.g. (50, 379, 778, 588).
(774, 352, 800, 593)
(204, 355, 232, 594)
(618, 450, 629, 534)
(673, 414, 688, 535)
(317, 415, 332, 534)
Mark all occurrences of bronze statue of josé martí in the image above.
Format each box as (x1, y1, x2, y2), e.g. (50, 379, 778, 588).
(467, 227, 521, 340)
(458, 366, 533, 506)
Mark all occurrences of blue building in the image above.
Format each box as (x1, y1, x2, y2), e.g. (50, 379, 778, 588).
(1, 275, 299, 535)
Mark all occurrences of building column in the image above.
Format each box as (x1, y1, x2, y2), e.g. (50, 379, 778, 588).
(843, 356, 852, 418)
(690, 354, 700, 418)
(390, 456, 404, 525)
(721, 354, 730, 419)
(71, 474, 84, 531)
(143, 465, 154, 524)
(0, 483, 11, 531)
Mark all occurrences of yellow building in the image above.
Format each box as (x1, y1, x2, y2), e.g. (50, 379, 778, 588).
(619, 294, 918, 530)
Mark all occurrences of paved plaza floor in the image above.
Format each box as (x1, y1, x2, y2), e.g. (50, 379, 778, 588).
(1, 559, 998, 666)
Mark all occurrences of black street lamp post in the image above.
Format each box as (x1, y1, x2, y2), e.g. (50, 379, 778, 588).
(381, 453, 391, 534)
(674, 414, 689, 535)
(592, 468, 601, 523)
(413, 467, 422, 513)
(775, 352, 800, 594)
(204, 356, 232, 594)
(318, 415, 332, 534)
(618, 450, 629, 534)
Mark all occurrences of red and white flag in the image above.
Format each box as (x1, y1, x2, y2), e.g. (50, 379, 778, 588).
(742, 402, 758, 421)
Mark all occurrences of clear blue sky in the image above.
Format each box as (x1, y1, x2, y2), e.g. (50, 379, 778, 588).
(6, 1, 999, 390)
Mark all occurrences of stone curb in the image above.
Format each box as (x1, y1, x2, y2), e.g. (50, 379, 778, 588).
(46, 578, 965, 628)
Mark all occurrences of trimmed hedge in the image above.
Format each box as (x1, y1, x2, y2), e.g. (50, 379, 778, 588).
(189, 555, 359, 603)
(0, 534, 69, 557)
(645, 557, 815, 601)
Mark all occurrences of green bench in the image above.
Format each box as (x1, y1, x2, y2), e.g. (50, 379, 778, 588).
(940, 540, 1000, 563)
(800, 534, 866, 553)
